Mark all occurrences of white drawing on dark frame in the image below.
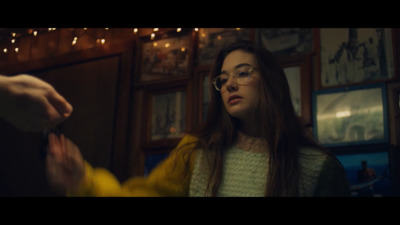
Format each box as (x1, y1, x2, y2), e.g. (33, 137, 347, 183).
(320, 28, 394, 87)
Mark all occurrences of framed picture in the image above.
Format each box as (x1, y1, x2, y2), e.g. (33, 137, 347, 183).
(141, 81, 192, 150)
(313, 83, 389, 147)
(256, 28, 313, 56)
(335, 148, 393, 197)
(196, 28, 253, 66)
(278, 54, 312, 126)
(387, 82, 400, 147)
(194, 65, 211, 125)
(317, 28, 397, 88)
(134, 29, 195, 86)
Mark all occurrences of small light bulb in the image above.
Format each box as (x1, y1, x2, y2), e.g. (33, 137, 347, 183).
(72, 37, 78, 45)
(11, 39, 15, 44)
(133, 28, 138, 34)
(15, 47, 19, 53)
(33, 31, 38, 36)
(11, 32, 16, 37)
(177, 28, 181, 32)
(194, 28, 199, 32)
(101, 38, 105, 44)
(153, 28, 159, 32)
(150, 33, 155, 40)
(3, 48, 7, 53)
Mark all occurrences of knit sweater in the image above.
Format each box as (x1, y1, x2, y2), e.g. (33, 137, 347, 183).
(69, 135, 351, 197)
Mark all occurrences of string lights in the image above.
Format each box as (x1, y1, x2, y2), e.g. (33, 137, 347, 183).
(0, 28, 201, 57)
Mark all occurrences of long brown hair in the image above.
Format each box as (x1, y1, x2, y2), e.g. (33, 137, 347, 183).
(190, 40, 325, 196)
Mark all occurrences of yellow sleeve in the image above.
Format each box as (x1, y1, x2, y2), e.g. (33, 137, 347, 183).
(68, 134, 198, 197)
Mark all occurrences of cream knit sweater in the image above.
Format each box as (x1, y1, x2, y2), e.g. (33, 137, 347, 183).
(189, 145, 343, 197)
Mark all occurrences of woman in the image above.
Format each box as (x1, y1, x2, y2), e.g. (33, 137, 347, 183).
(46, 40, 350, 197)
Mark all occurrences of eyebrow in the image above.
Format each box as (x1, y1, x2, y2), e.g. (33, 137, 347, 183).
(220, 63, 253, 74)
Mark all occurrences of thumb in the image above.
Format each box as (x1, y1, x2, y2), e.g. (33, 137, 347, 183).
(47, 91, 73, 118)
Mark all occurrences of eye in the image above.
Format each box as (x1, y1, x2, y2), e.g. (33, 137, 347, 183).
(219, 77, 228, 85)
(238, 71, 250, 77)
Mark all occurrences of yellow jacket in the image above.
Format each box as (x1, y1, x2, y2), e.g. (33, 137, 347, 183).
(69, 135, 198, 197)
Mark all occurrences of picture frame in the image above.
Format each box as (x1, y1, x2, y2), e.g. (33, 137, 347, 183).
(278, 54, 312, 126)
(312, 83, 389, 148)
(194, 65, 211, 126)
(134, 29, 195, 86)
(196, 28, 253, 66)
(387, 82, 400, 147)
(335, 147, 394, 197)
(256, 28, 314, 56)
(316, 28, 397, 89)
(141, 81, 192, 150)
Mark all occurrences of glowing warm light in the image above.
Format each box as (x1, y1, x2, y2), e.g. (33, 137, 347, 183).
(33, 31, 38, 36)
(181, 47, 185, 52)
(11, 32, 16, 37)
(164, 43, 170, 48)
(100, 38, 106, 44)
(72, 37, 78, 45)
(177, 28, 181, 32)
(133, 28, 138, 33)
(153, 42, 158, 47)
(217, 35, 222, 40)
(14, 47, 19, 53)
(3, 48, 7, 53)
(236, 28, 241, 30)
(153, 28, 159, 32)
(194, 28, 199, 32)
(11, 39, 15, 44)
(150, 33, 155, 40)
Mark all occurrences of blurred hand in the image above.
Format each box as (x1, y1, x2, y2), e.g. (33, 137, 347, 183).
(0, 74, 73, 132)
(46, 133, 85, 192)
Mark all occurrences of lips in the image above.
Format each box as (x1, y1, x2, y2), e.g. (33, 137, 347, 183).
(228, 95, 243, 105)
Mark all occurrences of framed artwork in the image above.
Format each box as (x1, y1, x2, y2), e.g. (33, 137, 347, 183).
(279, 54, 312, 126)
(194, 65, 211, 125)
(313, 83, 389, 148)
(387, 82, 400, 146)
(335, 149, 393, 197)
(134, 29, 195, 86)
(196, 28, 253, 66)
(141, 81, 192, 150)
(256, 28, 313, 56)
(317, 28, 396, 88)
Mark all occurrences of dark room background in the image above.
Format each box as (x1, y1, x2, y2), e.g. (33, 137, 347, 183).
(0, 28, 399, 197)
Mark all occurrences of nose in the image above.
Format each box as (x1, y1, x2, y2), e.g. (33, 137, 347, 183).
(225, 76, 238, 92)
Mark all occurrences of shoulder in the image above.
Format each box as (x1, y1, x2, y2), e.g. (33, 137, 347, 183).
(301, 148, 351, 197)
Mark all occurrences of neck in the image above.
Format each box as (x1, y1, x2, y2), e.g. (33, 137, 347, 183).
(235, 130, 269, 153)
(238, 118, 262, 137)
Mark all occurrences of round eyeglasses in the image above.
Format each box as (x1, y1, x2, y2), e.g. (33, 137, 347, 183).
(212, 66, 257, 91)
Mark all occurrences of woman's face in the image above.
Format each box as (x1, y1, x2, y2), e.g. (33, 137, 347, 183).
(219, 50, 261, 120)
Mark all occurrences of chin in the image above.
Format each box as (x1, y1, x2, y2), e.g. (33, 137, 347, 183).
(227, 109, 248, 120)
